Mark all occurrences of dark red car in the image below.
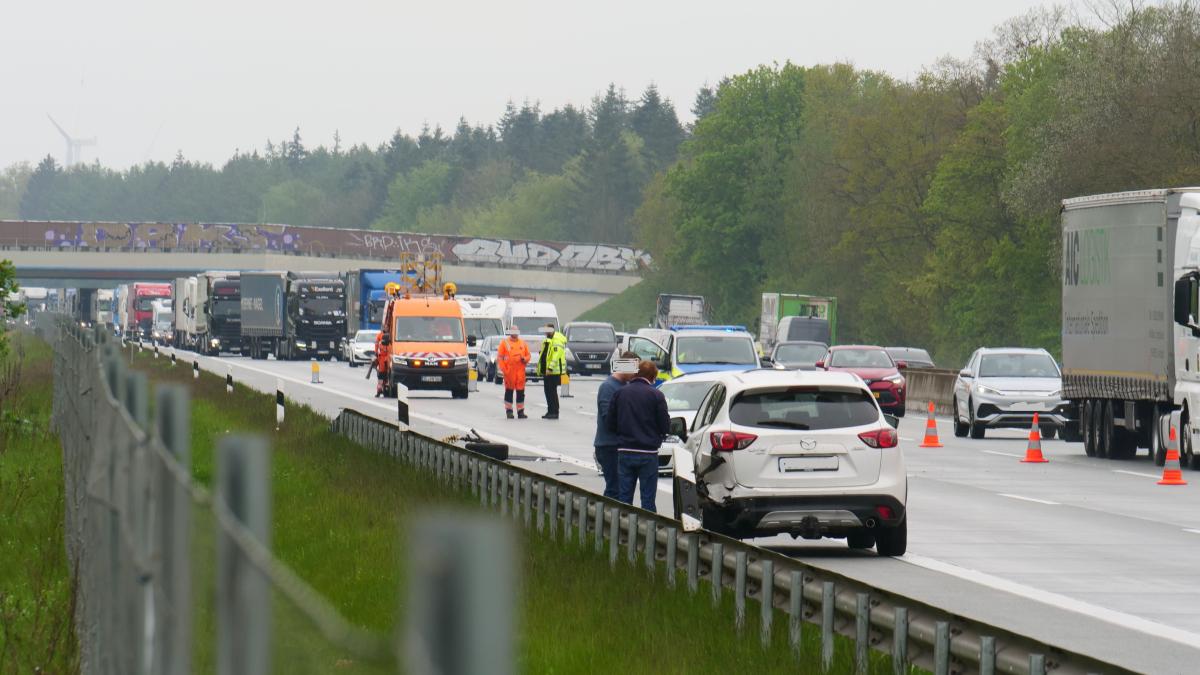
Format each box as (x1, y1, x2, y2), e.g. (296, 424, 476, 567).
(817, 345, 907, 417)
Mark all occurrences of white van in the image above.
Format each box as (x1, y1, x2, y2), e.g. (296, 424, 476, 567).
(458, 296, 507, 365)
(503, 300, 559, 336)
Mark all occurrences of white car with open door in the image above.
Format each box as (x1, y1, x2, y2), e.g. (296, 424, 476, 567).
(670, 369, 907, 556)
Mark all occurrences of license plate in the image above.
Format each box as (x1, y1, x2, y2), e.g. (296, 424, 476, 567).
(421, 375, 442, 383)
(585, 363, 601, 369)
(872, 391, 881, 399)
(779, 456, 839, 472)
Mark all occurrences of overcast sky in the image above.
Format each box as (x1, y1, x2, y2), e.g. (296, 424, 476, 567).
(2, 0, 1063, 170)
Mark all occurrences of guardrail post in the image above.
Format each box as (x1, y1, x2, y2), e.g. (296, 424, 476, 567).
(522, 477, 532, 529)
(1029, 654, 1045, 675)
(892, 607, 908, 674)
(979, 635, 995, 675)
(761, 560, 774, 648)
(855, 592, 869, 674)
(499, 471, 509, 518)
(934, 621, 950, 675)
(735, 552, 748, 632)
(577, 497, 586, 547)
(547, 486, 558, 540)
(216, 435, 271, 675)
(608, 507, 619, 568)
(665, 528, 678, 588)
(623, 513, 637, 564)
(562, 492, 572, 541)
(405, 514, 514, 675)
(155, 385, 192, 675)
(821, 581, 835, 672)
(645, 521, 656, 576)
(593, 501, 604, 553)
(686, 535, 699, 594)
(535, 482, 545, 534)
(788, 571, 803, 657)
(710, 542, 724, 606)
(511, 471, 521, 522)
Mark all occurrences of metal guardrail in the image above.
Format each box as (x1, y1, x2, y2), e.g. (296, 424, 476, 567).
(330, 408, 1121, 675)
(47, 316, 514, 674)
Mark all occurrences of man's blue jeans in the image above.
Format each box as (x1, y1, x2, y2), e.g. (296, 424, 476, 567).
(617, 451, 658, 511)
(595, 445, 620, 499)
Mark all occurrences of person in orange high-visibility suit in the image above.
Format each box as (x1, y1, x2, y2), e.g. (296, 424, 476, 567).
(373, 330, 390, 397)
(497, 326, 530, 419)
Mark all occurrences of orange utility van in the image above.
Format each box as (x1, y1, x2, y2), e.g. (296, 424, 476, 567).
(380, 295, 473, 398)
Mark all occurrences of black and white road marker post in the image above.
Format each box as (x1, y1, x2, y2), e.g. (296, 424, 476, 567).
(226, 365, 234, 394)
(397, 383, 409, 432)
(170, 350, 177, 365)
(192, 360, 200, 379)
(275, 379, 285, 429)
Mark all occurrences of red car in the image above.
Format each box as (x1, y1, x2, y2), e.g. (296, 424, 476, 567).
(817, 345, 907, 417)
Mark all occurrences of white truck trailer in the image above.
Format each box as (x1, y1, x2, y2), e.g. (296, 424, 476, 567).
(1062, 187, 1200, 468)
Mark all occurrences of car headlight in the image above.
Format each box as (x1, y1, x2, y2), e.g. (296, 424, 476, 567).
(976, 384, 1003, 396)
(565, 348, 576, 361)
(884, 374, 905, 384)
(454, 356, 469, 366)
(1047, 390, 1062, 398)
(210, 338, 220, 346)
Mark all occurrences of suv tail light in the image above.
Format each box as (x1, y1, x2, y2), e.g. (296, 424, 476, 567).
(710, 430, 758, 451)
(858, 428, 898, 449)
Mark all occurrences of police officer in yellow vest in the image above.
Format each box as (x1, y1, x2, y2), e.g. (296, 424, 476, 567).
(536, 323, 568, 419)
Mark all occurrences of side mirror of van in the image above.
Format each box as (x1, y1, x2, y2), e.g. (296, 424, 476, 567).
(815, 361, 825, 369)
(381, 336, 391, 346)
(1174, 275, 1200, 335)
(467, 335, 477, 347)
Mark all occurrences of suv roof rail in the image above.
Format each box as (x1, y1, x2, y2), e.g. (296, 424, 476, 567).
(670, 324, 748, 332)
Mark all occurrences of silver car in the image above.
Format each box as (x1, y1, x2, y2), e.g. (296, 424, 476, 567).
(476, 335, 504, 383)
(344, 329, 379, 367)
(953, 348, 1068, 439)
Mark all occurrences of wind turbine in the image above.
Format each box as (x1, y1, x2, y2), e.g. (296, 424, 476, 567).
(47, 114, 96, 167)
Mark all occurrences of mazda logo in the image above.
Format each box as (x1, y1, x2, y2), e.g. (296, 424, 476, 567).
(800, 439, 817, 450)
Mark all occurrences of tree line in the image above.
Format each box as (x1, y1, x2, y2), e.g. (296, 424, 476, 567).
(7, 3, 1200, 364)
(3, 83, 689, 247)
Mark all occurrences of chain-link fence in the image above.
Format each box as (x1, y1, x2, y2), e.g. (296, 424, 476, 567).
(49, 316, 512, 675)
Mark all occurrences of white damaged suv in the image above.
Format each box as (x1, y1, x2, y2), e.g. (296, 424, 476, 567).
(670, 369, 907, 556)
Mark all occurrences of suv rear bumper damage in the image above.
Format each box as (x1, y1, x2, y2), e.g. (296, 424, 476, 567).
(711, 494, 906, 537)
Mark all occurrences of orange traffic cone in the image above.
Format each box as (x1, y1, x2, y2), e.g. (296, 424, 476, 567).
(1158, 426, 1188, 486)
(919, 401, 943, 448)
(1021, 413, 1049, 463)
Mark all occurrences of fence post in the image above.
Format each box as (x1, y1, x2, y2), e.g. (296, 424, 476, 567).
(710, 542, 724, 606)
(893, 607, 908, 674)
(608, 507, 619, 568)
(734, 551, 747, 633)
(666, 528, 678, 588)
(626, 513, 639, 565)
(789, 570, 803, 657)
(406, 514, 515, 675)
(216, 436, 272, 675)
(980, 635, 995, 675)
(934, 621, 950, 675)
(686, 535, 699, 594)
(155, 385, 192, 675)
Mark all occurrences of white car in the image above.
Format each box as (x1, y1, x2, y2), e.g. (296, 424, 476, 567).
(671, 369, 907, 556)
(953, 348, 1069, 440)
(657, 371, 730, 474)
(344, 329, 379, 367)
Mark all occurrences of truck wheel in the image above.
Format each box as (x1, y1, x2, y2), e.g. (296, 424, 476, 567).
(1082, 400, 1096, 456)
(1042, 427, 1058, 441)
(1097, 400, 1114, 459)
(968, 399, 985, 439)
(875, 519, 907, 557)
(1183, 420, 1198, 469)
(452, 386, 469, 399)
(952, 398, 968, 437)
(1151, 412, 1167, 466)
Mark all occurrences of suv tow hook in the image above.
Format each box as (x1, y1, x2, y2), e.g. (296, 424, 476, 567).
(798, 515, 821, 539)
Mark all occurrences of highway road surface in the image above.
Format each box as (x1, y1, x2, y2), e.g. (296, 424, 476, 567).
(165, 346, 1200, 672)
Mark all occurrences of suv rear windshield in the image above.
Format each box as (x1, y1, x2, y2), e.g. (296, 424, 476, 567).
(729, 388, 879, 430)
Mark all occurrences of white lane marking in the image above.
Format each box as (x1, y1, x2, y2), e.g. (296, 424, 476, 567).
(997, 493, 1059, 505)
(982, 450, 1024, 458)
(901, 554, 1200, 650)
(1113, 469, 1161, 479)
(578, 410, 597, 417)
(186, 353, 677, 495)
(1183, 529, 1200, 535)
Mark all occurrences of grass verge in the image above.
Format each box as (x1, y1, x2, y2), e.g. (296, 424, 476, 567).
(0, 335, 78, 673)
(128, 347, 917, 674)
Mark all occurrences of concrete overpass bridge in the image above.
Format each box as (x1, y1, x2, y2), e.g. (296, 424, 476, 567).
(0, 220, 648, 322)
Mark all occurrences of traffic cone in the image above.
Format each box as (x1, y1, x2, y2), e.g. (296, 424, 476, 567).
(919, 401, 943, 448)
(1021, 413, 1049, 463)
(1158, 426, 1188, 486)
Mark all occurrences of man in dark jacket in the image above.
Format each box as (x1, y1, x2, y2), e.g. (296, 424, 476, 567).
(605, 360, 670, 510)
(594, 352, 639, 499)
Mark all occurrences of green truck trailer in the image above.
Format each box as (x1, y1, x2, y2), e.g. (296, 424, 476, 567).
(759, 293, 838, 351)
